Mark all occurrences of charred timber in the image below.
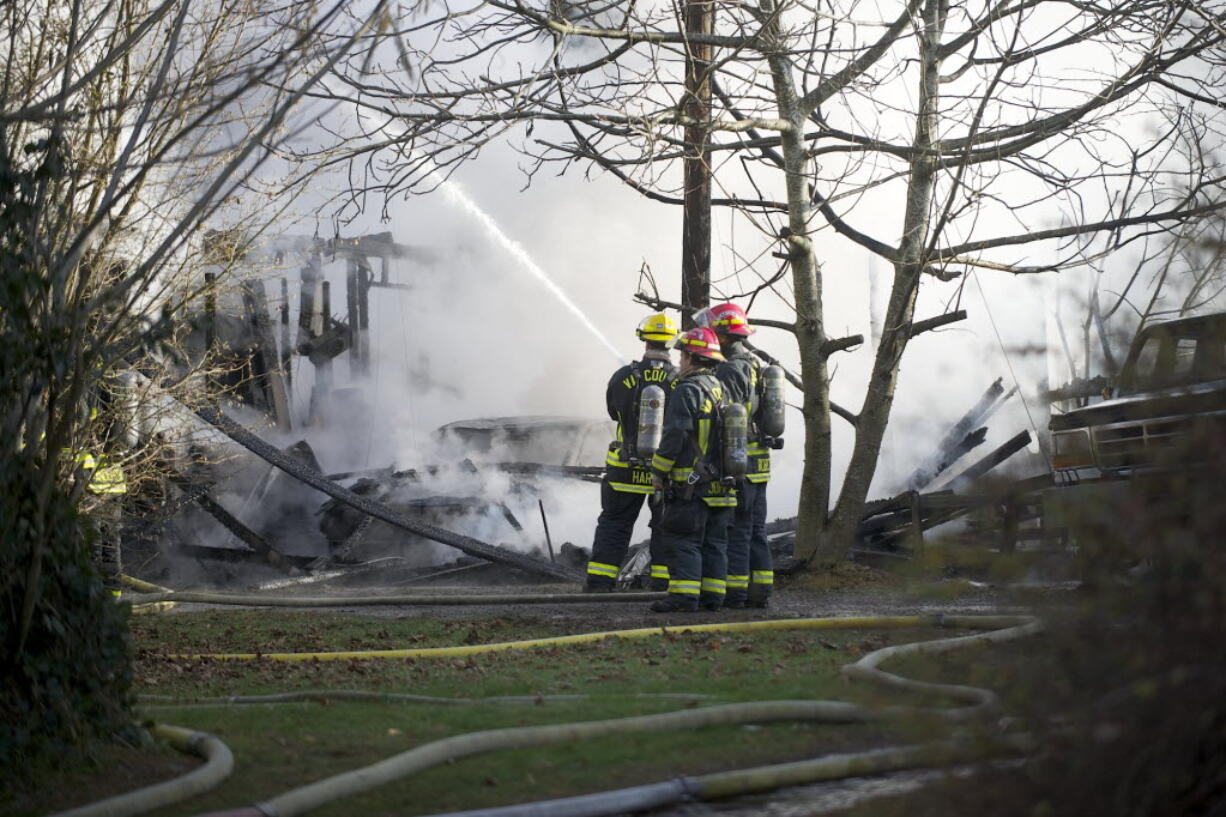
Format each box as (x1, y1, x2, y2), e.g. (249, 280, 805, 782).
(194, 406, 580, 582)
(164, 468, 285, 568)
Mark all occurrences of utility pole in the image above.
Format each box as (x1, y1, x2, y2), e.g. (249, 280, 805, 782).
(680, 0, 713, 327)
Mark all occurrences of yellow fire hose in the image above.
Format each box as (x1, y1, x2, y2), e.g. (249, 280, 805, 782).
(178, 614, 936, 662)
(120, 574, 173, 594)
(120, 576, 180, 614)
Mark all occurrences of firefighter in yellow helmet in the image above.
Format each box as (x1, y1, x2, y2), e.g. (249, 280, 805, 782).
(584, 313, 680, 592)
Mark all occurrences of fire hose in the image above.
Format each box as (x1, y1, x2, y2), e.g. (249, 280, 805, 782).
(56, 614, 1038, 817)
(183, 614, 1037, 817)
(49, 725, 233, 817)
(126, 590, 666, 610)
(193, 406, 579, 582)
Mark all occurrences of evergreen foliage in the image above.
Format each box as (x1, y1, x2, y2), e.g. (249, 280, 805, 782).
(0, 134, 134, 779)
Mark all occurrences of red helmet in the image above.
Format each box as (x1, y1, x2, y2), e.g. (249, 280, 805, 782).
(695, 303, 754, 337)
(674, 327, 726, 361)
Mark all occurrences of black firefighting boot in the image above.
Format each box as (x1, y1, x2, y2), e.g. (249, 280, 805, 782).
(724, 591, 748, 609)
(746, 591, 771, 609)
(583, 578, 615, 593)
(648, 578, 670, 592)
(649, 596, 698, 613)
(699, 592, 725, 612)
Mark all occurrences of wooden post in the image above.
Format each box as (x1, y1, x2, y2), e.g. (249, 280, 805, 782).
(311, 280, 334, 425)
(909, 491, 924, 553)
(249, 281, 292, 432)
(357, 258, 371, 375)
(204, 271, 217, 400)
(280, 277, 292, 395)
(1000, 497, 1019, 554)
(346, 256, 360, 374)
(680, 0, 713, 326)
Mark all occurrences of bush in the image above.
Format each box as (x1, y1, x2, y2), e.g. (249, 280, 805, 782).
(0, 452, 135, 781)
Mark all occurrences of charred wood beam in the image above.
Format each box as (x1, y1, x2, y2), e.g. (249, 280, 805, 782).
(905, 378, 1005, 491)
(245, 281, 291, 432)
(164, 468, 285, 568)
(950, 430, 1033, 486)
(280, 278, 292, 395)
(357, 258, 371, 373)
(326, 463, 607, 485)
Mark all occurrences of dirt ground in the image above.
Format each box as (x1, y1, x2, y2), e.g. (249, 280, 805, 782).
(186, 562, 1046, 630)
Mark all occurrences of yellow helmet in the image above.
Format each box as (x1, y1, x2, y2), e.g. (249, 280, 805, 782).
(636, 312, 679, 343)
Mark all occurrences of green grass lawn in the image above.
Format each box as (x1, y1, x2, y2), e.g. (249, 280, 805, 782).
(14, 610, 972, 817)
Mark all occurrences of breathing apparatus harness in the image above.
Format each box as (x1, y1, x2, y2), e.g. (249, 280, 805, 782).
(621, 350, 672, 467)
(657, 369, 745, 504)
(730, 344, 786, 451)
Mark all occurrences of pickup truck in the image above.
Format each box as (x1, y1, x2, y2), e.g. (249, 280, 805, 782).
(1044, 313, 1226, 573)
(1049, 312, 1226, 480)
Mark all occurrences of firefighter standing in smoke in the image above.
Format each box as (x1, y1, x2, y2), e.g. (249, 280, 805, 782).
(584, 313, 680, 592)
(697, 303, 782, 609)
(648, 327, 740, 613)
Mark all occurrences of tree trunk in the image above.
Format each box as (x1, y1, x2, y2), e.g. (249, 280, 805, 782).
(680, 0, 713, 324)
(762, 5, 832, 564)
(821, 0, 948, 561)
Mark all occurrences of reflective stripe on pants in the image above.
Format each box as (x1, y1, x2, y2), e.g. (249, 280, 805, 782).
(588, 479, 668, 586)
(725, 479, 763, 601)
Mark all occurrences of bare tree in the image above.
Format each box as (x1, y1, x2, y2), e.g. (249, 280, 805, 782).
(0, 0, 388, 765)
(308, 0, 1226, 565)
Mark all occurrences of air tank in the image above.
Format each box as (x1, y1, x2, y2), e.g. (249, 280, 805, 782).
(636, 384, 666, 460)
(758, 365, 787, 438)
(721, 402, 748, 477)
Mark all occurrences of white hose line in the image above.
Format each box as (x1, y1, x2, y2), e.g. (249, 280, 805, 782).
(128, 591, 666, 607)
(842, 614, 1044, 715)
(424, 739, 1024, 817)
(200, 701, 883, 817)
(49, 725, 233, 817)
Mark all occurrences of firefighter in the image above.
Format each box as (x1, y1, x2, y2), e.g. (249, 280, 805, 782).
(584, 313, 680, 592)
(698, 303, 775, 609)
(76, 450, 128, 597)
(648, 327, 737, 612)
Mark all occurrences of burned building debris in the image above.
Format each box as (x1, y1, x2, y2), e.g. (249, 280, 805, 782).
(106, 223, 1223, 591)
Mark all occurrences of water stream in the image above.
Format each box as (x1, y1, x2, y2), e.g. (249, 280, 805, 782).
(435, 174, 627, 364)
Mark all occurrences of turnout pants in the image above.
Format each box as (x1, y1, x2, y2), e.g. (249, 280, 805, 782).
(586, 481, 669, 590)
(657, 493, 732, 610)
(725, 479, 763, 606)
(747, 481, 773, 605)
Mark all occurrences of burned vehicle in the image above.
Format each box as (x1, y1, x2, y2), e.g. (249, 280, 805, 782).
(1045, 312, 1226, 566)
(1049, 312, 1226, 479)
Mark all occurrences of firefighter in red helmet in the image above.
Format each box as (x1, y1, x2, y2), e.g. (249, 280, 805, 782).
(648, 327, 737, 612)
(696, 302, 775, 608)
